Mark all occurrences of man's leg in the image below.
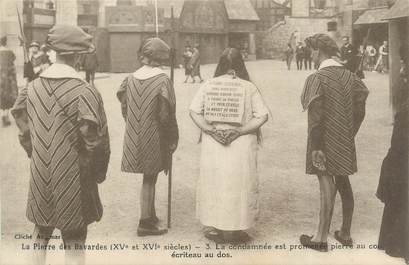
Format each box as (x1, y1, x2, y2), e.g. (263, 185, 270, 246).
(1, 109, 11, 126)
(335, 175, 354, 240)
(32, 225, 54, 265)
(85, 71, 90, 83)
(138, 174, 167, 235)
(312, 174, 336, 242)
(61, 227, 87, 265)
(150, 174, 158, 220)
(90, 71, 96, 86)
(140, 174, 157, 220)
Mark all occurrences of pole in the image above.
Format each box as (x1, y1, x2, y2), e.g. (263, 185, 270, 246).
(16, 5, 28, 63)
(167, 6, 176, 229)
(155, 0, 159, 37)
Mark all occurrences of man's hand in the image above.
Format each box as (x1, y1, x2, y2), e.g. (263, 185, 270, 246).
(223, 129, 241, 145)
(312, 150, 326, 171)
(210, 130, 228, 145)
(169, 142, 178, 153)
(203, 126, 227, 145)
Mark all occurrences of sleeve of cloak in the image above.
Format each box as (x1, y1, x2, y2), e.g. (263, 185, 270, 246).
(308, 97, 324, 151)
(352, 76, 369, 136)
(11, 85, 32, 157)
(158, 76, 179, 148)
(117, 76, 129, 120)
(78, 85, 111, 184)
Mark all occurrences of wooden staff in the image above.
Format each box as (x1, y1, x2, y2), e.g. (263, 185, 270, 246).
(16, 5, 29, 63)
(167, 6, 176, 229)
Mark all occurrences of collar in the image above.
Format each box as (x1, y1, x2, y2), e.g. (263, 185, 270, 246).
(40, 63, 83, 80)
(133, 65, 167, 80)
(318, 58, 342, 70)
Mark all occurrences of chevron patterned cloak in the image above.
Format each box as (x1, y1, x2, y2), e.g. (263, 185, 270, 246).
(12, 64, 109, 231)
(301, 65, 369, 176)
(117, 69, 178, 176)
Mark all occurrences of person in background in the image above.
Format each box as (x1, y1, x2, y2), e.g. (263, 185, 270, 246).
(23, 41, 41, 84)
(12, 25, 110, 265)
(303, 43, 312, 70)
(376, 46, 408, 264)
(379, 41, 389, 73)
(366, 44, 377, 72)
(312, 49, 319, 70)
(117, 37, 179, 237)
(0, 36, 18, 127)
(340, 36, 359, 73)
(41, 43, 56, 64)
(188, 43, 204, 83)
(295, 42, 304, 70)
(39, 44, 52, 69)
(284, 43, 294, 70)
(82, 50, 98, 86)
(189, 47, 269, 244)
(300, 33, 369, 252)
(182, 45, 193, 83)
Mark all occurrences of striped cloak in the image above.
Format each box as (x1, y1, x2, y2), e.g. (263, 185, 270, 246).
(12, 72, 110, 231)
(117, 72, 178, 176)
(301, 66, 369, 176)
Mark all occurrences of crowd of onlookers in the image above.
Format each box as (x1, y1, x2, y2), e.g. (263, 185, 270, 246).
(285, 41, 317, 71)
(284, 37, 390, 75)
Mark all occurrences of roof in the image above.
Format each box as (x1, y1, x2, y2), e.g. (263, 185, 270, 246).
(354, 8, 389, 25)
(382, 0, 409, 20)
(224, 0, 260, 21)
(133, 0, 184, 18)
(161, 1, 185, 19)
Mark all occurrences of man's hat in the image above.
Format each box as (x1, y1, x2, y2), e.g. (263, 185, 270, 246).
(29, 41, 40, 48)
(139, 37, 170, 66)
(305, 33, 340, 57)
(46, 25, 95, 55)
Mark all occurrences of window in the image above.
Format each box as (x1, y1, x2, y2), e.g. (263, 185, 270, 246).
(83, 4, 91, 14)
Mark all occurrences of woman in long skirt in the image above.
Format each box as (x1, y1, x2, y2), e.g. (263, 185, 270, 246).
(183, 45, 193, 83)
(376, 46, 408, 264)
(0, 36, 18, 127)
(189, 48, 269, 243)
(117, 37, 179, 236)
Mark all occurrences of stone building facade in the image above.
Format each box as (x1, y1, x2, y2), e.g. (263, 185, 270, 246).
(102, 0, 260, 72)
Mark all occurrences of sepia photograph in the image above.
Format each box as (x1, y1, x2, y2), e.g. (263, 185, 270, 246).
(0, 0, 408, 264)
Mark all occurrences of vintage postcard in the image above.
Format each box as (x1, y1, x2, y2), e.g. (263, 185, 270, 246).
(0, 0, 408, 264)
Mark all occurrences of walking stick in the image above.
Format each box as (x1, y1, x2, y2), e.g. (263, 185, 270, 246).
(16, 5, 29, 63)
(167, 6, 176, 229)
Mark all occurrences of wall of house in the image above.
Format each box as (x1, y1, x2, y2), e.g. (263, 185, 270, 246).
(389, 17, 409, 113)
(267, 16, 331, 59)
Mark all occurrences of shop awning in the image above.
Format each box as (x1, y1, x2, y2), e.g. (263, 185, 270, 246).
(354, 8, 389, 25)
(382, 0, 409, 20)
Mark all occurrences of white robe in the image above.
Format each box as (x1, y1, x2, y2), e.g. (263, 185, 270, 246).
(189, 75, 269, 230)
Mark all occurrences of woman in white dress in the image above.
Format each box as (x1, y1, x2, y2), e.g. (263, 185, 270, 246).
(189, 48, 269, 243)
